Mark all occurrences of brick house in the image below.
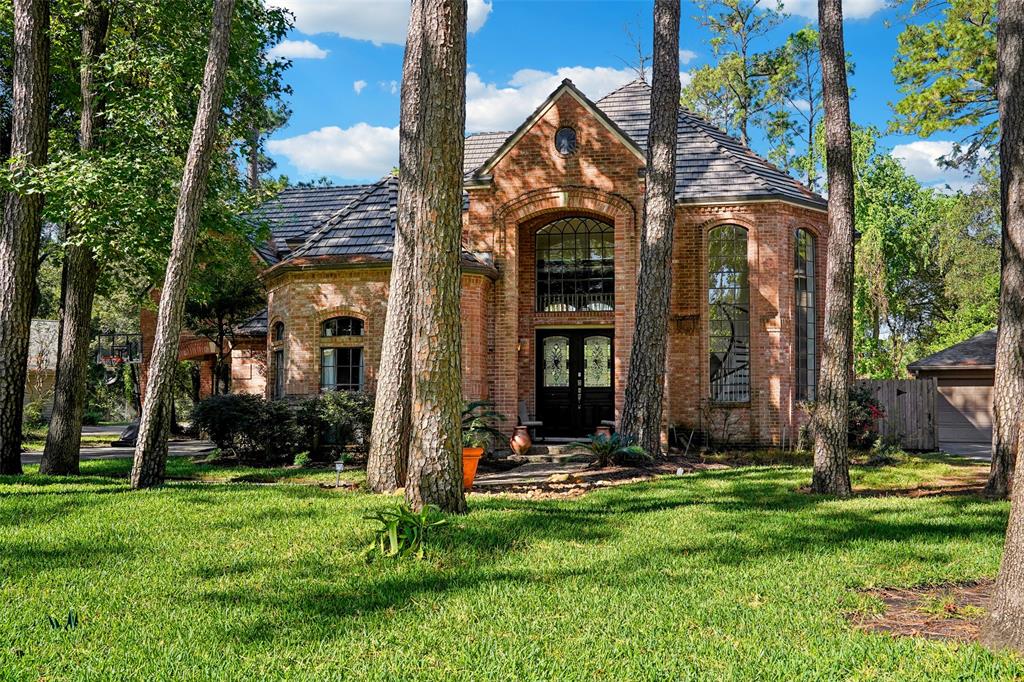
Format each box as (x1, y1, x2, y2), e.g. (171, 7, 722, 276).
(160, 78, 828, 445)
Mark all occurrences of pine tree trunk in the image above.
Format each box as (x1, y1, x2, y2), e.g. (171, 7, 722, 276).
(404, 0, 467, 514)
(366, 0, 424, 493)
(811, 0, 854, 497)
(980, 0, 1024, 650)
(0, 0, 49, 475)
(987, 0, 1024, 500)
(40, 0, 110, 476)
(131, 0, 236, 489)
(620, 0, 680, 457)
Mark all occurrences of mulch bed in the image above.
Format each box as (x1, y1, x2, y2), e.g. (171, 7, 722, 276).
(849, 580, 993, 643)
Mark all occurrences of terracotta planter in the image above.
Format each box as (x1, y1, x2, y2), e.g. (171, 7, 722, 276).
(595, 425, 612, 438)
(462, 447, 484, 490)
(509, 425, 532, 456)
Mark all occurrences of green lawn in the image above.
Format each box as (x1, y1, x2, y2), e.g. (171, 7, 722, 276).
(20, 430, 120, 452)
(1, 456, 1020, 680)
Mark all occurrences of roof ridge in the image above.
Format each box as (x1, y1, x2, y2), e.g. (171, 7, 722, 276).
(287, 176, 391, 260)
(596, 77, 650, 105)
(677, 114, 775, 194)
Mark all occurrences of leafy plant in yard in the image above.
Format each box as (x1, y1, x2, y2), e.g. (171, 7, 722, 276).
(292, 451, 311, 468)
(577, 433, 651, 467)
(849, 386, 886, 449)
(47, 610, 78, 631)
(461, 400, 506, 450)
(363, 504, 447, 560)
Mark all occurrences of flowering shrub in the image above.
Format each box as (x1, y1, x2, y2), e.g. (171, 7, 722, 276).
(848, 386, 886, 448)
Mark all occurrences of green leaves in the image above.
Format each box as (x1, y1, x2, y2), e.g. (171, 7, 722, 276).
(364, 504, 448, 561)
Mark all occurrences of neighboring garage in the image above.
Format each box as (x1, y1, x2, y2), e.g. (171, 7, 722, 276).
(908, 329, 996, 457)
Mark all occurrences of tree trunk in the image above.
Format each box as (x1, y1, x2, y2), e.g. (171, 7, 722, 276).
(987, 0, 1024, 500)
(366, 0, 424, 493)
(0, 0, 49, 475)
(404, 0, 467, 514)
(980, 0, 1024, 650)
(620, 0, 680, 457)
(131, 0, 236, 489)
(41, 0, 110, 476)
(811, 0, 855, 497)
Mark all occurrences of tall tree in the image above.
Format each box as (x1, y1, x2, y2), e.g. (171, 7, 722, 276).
(40, 0, 110, 476)
(366, 0, 424, 493)
(681, 0, 784, 145)
(979, 0, 1024, 647)
(769, 28, 824, 190)
(404, 0, 467, 514)
(892, 0, 997, 169)
(0, 0, 49, 475)
(811, 0, 855, 496)
(620, 0, 681, 457)
(986, 0, 1024, 500)
(131, 0, 237, 489)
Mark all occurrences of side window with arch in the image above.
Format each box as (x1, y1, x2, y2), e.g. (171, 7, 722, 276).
(272, 321, 284, 342)
(708, 224, 750, 403)
(321, 316, 364, 337)
(794, 229, 817, 401)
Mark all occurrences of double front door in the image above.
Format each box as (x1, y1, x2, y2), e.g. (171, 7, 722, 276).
(536, 329, 614, 438)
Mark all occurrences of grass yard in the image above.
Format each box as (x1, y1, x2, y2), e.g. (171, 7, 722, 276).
(19, 430, 120, 452)
(1, 455, 1021, 680)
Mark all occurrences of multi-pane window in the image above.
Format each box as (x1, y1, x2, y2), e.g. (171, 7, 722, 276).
(320, 347, 363, 392)
(272, 349, 285, 399)
(321, 316, 363, 337)
(795, 229, 817, 401)
(535, 217, 614, 312)
(708, 225, 750, 403)
(272, 321, 284, 342)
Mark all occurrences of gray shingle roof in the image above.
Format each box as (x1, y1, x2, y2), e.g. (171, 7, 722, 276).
(236, 307, 268, 337)
(248, 184, 370, 261)
(907, 329, 998, 371)
(289, 176, 398, 260)
(258, 78, 824, 266)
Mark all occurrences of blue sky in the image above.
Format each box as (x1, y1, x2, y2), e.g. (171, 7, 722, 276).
(265, 0, 980, 192)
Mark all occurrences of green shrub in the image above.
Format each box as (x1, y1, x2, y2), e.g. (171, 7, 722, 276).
(22, 400, 47, 430)
(293, 451, 311, 468)
(296, 390, 374, 460)
(577, 433, 651, 467)
(461, 400, 506, 450)
(191, 394, 299, 463)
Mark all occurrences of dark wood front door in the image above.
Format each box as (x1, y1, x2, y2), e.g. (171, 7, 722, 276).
(536, 330, 614, 438)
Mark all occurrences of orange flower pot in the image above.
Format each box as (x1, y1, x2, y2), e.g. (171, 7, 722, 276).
(462, 446, 484, 490)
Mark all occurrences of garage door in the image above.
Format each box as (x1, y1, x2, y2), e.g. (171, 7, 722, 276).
(937, 382, 993, 452)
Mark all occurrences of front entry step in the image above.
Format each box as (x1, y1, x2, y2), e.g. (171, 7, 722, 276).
(524, 442, 594, 463)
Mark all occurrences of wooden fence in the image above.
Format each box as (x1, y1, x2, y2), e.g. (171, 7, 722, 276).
(853, 378, 938, 451)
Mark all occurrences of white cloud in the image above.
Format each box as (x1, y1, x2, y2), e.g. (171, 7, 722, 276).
(271, 0, 492, 46)
(890, 139, 983, 191)
(353, 80, 367, 95)
(680, 71, 693, 89)
(679, 49, 698, 65)
(379, 80, 399, 95)
(782, 0, 885, 19)
(465, 66, 637, 132)
(268, 39, 329, 60)
(267, 123, 399, 179)
(791, 98, 811, 113)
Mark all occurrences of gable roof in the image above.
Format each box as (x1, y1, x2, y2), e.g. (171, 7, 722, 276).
(470, 79, 646, 180)
(907, 329, 998, 372)
(288, 176, 398, 261)
(463, 78, 826, 210)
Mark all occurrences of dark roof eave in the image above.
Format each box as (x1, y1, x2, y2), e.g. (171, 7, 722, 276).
(263, 255, 498, 280)
(674, 193, 827, 212)
(908, 363, 996, 372)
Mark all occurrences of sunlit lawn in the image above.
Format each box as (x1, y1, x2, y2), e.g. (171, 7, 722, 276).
(1, 454, 1020, 680)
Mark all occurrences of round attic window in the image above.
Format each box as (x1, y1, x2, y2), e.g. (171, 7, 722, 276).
(554, 127, 577, 155)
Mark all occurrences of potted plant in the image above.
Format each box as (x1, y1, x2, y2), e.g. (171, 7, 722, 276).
(461, 400, 506, 490)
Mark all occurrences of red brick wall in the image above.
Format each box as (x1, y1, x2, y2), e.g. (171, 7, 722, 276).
(264, 266, 492, 401)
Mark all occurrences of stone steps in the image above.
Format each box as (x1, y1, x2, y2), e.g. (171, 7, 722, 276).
(523, 442, 594, 463)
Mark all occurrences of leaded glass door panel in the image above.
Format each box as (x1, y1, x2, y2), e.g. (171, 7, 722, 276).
(536, 330, 614, 437)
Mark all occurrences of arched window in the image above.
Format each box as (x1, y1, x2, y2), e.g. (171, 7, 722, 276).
(794, 229, 817, 401)
(535, 216, 614, 312)
(708, 225, 750, 403)
(321, 316, 363, 337)
(272, 321, 284, 342)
